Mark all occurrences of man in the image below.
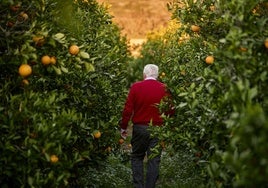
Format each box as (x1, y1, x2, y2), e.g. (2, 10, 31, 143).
(120, 64, 174, 188)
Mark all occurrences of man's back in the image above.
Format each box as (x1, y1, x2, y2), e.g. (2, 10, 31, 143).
(130, 79, 167, 126)
(121, 78, 168, 128)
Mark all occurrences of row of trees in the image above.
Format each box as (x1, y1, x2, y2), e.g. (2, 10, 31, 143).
(0, 0, 130, 186)
(135, 0, 268, 187)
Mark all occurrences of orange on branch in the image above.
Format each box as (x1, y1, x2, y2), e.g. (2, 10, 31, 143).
(22, 79, 29, 85)
(69, 45, 80, 55)
(32, 36, 45, 46)
(41, 55, 51, 65)
(118, 138, 124, 144)
(239, 47, 248, 52)
(18, 12, 29, 21)
(50, 155, 59, 163)
(19, 64, 32, 77)
(264, 39, 268, 49)
(21, 13, 29, 20)
(10, 5, 20, 12)
(6, 21, 14, 28)
(105, 146, 112, 152)
(93, 130, 101, 139)
(50, 56, 57, 65)
(191, 25, 200, 32)
(205, 55, 214, 65)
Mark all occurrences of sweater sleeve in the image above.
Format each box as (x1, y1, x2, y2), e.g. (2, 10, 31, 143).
(120, 86, 135, 129)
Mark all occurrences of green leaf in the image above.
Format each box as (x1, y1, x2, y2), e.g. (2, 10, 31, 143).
(80, 51, 90, 59)
(248, 87, 258, 101)
(178, 92, 188, 97)
(178, 102, 187, 108)
(53, 33, 66, 43)
(61, 66, 68, 73)
(54, 33, 65, 39)
(85, 63, 95, 72)
(260, 71, 267, 82)
(52, 66, 62, 75)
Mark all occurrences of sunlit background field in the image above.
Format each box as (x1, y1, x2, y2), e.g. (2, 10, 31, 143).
(97, 0, 171, 39)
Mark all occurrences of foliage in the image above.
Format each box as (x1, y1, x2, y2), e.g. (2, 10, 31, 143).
(0, 0, 130, 187)
(136, 0, 268, 187)
(158, 148, 205, 188)
(2, 0, 268, 187)
(78, 154, 132, 188)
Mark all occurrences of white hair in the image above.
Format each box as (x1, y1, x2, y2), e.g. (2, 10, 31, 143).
(143, 64, 159, 79)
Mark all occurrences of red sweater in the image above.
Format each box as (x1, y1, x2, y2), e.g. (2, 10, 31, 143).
(120, 79, 173, 129)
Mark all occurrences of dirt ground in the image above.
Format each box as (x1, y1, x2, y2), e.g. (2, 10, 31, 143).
(96, 0, 172, 39)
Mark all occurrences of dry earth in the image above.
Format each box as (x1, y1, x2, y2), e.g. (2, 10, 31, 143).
(96, 0, 172, 57)
(97, 0, 172, 38)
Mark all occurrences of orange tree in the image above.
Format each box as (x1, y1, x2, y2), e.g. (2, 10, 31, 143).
(0, 0, 129, 187)
(135, 0, 268, 187)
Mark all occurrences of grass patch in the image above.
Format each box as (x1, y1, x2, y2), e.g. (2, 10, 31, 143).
(157, 148, 205, 188)
(77, 154, 132, 188)
(76, 147, 205, 187)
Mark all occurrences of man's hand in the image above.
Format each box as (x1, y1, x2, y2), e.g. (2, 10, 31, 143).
(120, 129, 128, 140)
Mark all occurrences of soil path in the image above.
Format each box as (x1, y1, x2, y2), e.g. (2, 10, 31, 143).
(97, 0, 172, 57)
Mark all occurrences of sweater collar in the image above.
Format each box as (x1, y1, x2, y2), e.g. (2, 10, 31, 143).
(144, 77, 157, 80)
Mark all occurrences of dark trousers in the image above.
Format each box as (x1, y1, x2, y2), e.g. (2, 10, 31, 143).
(131, 125, 161, 188)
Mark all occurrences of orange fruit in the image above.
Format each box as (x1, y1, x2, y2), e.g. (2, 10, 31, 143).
(205, 55, 214, 65)
(210, 6, 215, 11)
(105, 146, 112, 152)
(19, 64, 32, 77)
(69, 45, 79, 55)
(93, 130, 101, 139)
(10, 5, 20, 12)
(264, 39, 268, 49)
(18, 12, 28, 21)
(6, 21, 14, 28)
(32, 36, 45, 46)
(22, 79, 29, 85)
(118, 138, 124, 144)
(50, 155, 59, 163)
(50, 56, 57, 65)
(21, 12, 29, 20)
(41, 55, 51, 65)
(32, 36, 42, 42)
(191, 25, 200, 32)
(239, 47, 247, 52)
